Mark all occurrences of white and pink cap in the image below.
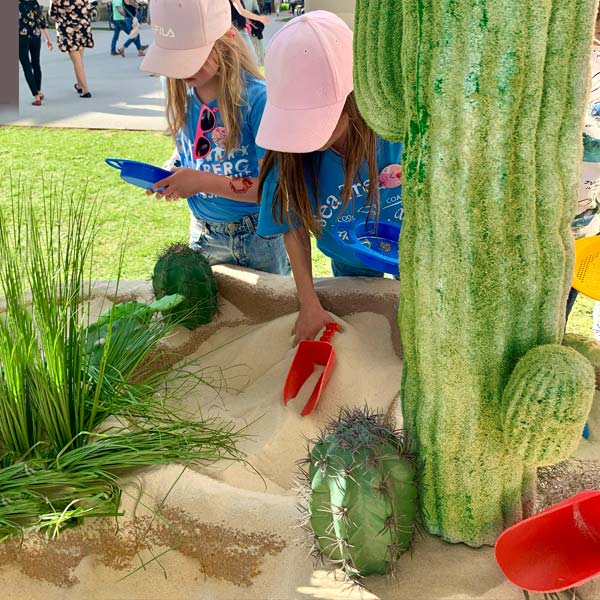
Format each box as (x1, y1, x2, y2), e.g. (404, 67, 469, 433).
(256, 11, 354, 153)
(140, 0, 231, 79)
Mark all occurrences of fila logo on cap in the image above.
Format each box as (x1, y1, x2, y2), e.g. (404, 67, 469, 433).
(153, 24, 176, 38)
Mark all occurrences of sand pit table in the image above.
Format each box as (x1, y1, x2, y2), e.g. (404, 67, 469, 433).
(0, 266, 599, 599)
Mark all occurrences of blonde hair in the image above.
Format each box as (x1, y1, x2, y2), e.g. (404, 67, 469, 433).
(165, 32, 263, 154)
(258, 93, 379, 237)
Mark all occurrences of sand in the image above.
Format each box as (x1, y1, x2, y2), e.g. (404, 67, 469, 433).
(0, 266, 598, 600)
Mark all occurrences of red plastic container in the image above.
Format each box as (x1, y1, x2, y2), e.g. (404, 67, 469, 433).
(495, 490, 600, 593)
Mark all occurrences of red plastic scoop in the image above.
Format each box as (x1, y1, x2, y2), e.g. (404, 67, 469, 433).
(283, 322, 339, 416)
(495, 490, 600, 593)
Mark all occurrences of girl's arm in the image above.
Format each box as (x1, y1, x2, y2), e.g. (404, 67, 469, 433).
(150, 168, 261, 203)
(284, 228, 333, 343)
(231, 0, 269, 24)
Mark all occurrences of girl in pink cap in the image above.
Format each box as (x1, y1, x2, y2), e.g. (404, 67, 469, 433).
(256, 11, 404, 342)
(141, 0, 288, 275)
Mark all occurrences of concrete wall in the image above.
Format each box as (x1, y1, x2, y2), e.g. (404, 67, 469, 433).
(303, 0, 355, 29)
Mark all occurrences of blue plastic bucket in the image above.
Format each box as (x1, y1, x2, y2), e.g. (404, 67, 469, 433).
(343, 221, 401, 275)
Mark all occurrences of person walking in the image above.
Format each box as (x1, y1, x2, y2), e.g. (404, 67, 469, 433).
(123, 0, 148, 55)
(229, 0, 268, 64)
(111, 0, 145, 57)
(50, 0, 93, 98)
(19, 0, 53, 106)
(249, 11, 265, 66)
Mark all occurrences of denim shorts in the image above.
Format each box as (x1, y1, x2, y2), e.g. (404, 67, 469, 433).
(190, 213, 290, 275)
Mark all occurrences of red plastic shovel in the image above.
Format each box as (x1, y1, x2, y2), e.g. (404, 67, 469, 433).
(495, 490, 600, 593)
(283, 322, 339, 417)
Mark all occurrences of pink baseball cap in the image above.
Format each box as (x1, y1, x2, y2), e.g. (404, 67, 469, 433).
(140, 0, 231, 79)
(256, 11, 353, 153)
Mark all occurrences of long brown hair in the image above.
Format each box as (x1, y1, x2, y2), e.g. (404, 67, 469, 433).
(165, 32, 262, 154)
(258, 93, 379, 237)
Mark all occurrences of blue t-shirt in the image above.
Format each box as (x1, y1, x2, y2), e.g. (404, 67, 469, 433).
(176, 75, 266, 223)
(257, 139, 403, 268)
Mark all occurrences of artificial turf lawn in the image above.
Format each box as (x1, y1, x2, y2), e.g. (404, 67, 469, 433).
(0, 125, 594, 337)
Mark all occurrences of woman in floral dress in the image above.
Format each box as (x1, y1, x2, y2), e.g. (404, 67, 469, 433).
(19, 0, 53, 106)
(50, 0, 94, 98)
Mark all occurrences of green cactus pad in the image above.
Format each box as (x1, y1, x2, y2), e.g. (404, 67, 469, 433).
(502, 345, 595, 466)
(354, 0, 599, 545)
(152, 243, 218, 329)
(303, 408, 418, 578)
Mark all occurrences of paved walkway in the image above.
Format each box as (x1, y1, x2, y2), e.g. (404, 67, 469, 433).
(10, 19, 287, 131)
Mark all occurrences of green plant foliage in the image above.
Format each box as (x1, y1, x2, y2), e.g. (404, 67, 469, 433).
(300, 408, 418, 578)
(0, 183, 243, 540)
(82, 294, 183, 368)
(152, 243, 218, 329)
(354, 0, 599, 545)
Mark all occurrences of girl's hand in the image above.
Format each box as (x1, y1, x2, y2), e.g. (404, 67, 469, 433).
(292, 299, 334, 344)
(149, 167, 202, 202)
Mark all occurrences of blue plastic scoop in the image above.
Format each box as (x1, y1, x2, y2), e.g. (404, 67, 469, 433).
(105, 158, 172, 191)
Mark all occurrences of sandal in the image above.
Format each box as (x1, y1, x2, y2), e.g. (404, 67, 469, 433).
(74, 83, 83, 94)
(118, 47, 125, 57)
(32, 98, 42, 106)
(80, 92, 92, 98)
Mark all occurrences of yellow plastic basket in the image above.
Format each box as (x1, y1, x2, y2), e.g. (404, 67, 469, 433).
(573, 236, 600, 300)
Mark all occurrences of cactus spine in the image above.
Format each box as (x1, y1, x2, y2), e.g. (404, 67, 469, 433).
(152, 244, 218, 329)
(354, 0, 599, 545)
(302, 408, 418, 577)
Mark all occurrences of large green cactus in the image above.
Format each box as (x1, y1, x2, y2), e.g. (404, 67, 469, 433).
(354, 1, 598, 545)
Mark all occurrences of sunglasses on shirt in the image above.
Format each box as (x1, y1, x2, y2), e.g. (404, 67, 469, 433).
(193, 105, 217, 160)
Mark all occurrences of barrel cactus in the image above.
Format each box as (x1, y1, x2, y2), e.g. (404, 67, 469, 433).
(354, 0, 599, 545)
(152, 243, 218, 329)
(300, 408, 418, 578)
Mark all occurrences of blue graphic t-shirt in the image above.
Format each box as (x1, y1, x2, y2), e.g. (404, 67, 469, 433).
(176, 74, 266, 223)
(257, 139, 403, 269)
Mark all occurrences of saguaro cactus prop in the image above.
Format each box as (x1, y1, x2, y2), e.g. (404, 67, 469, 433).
(354, 1, 598, 545)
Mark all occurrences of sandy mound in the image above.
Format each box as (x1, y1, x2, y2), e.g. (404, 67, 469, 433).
(0, 266, 598, 600)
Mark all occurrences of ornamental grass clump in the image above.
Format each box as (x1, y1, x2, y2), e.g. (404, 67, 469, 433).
(354, 0, 598, 545)
(0, 183, 243, 539)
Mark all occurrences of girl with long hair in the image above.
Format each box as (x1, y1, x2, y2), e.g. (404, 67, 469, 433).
(141, 0, 289, 275)
(256, 12, 404, 341)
